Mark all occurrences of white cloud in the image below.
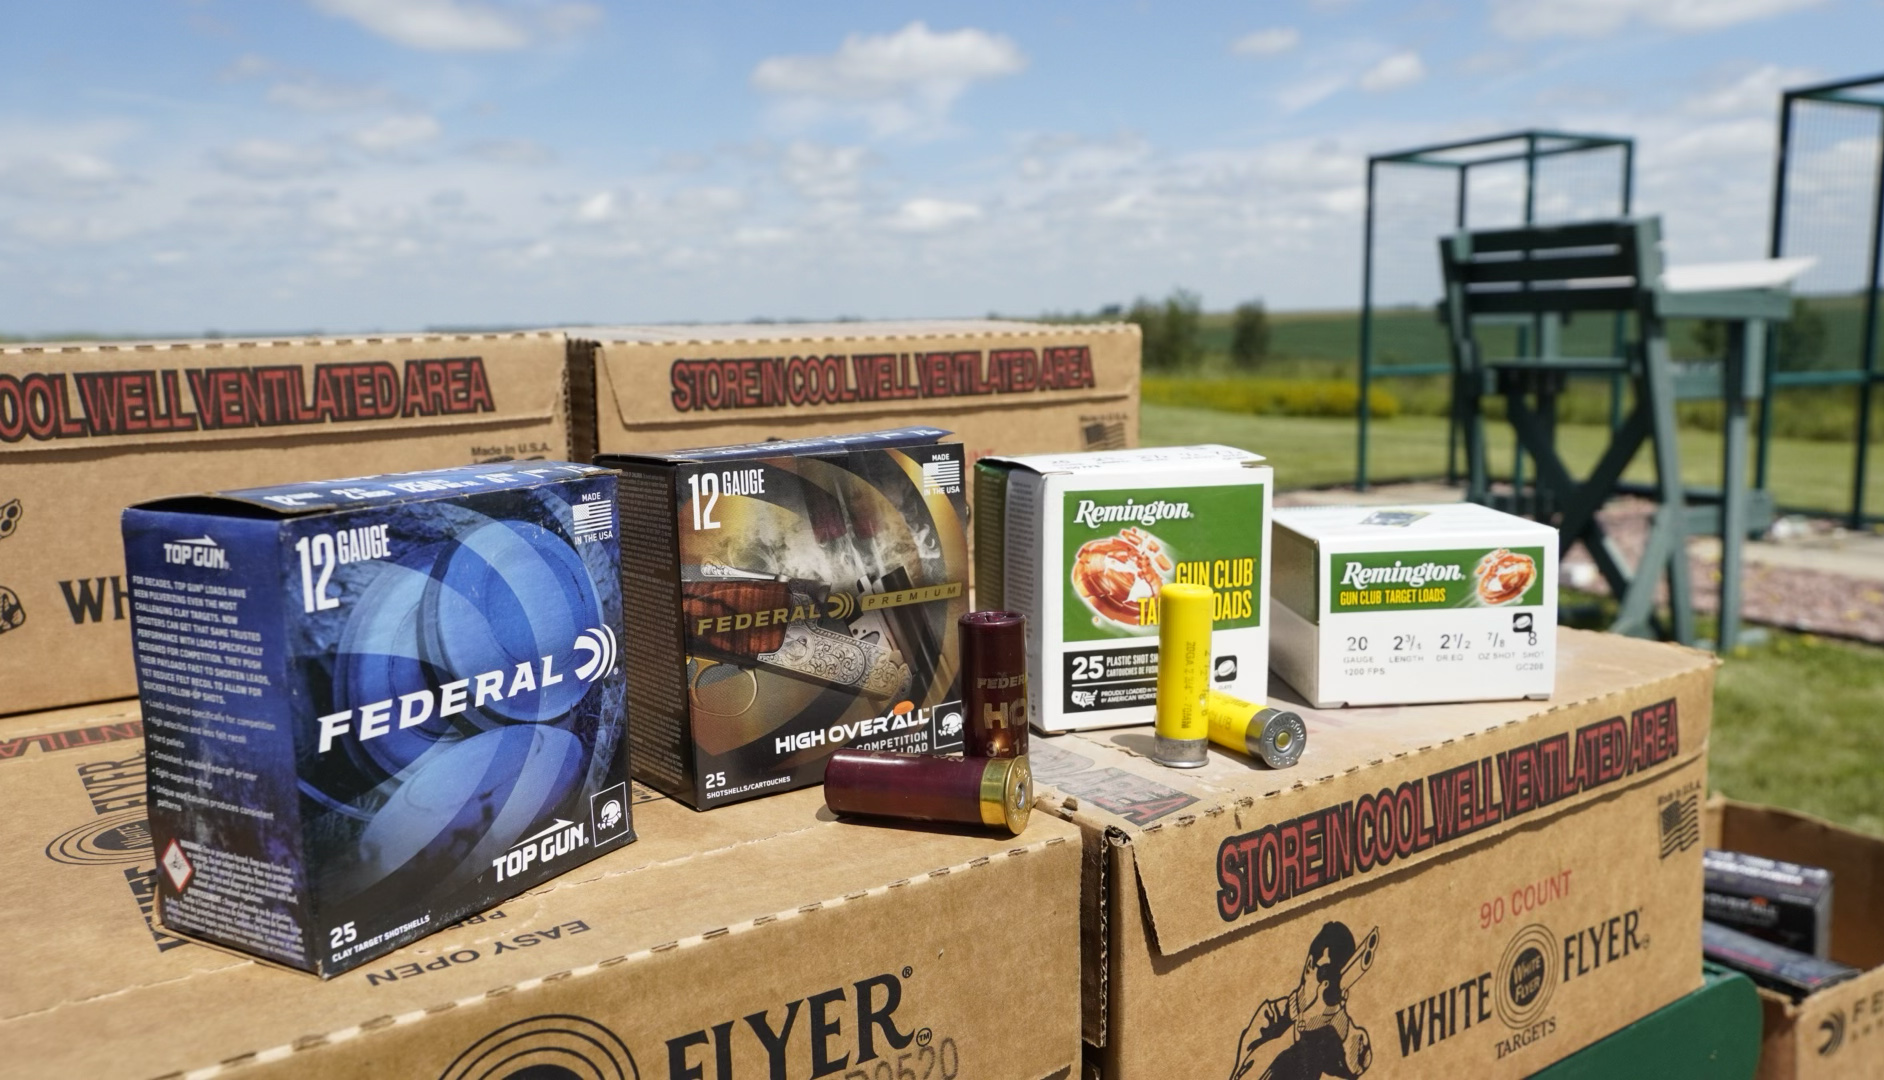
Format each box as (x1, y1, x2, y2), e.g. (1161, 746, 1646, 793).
(1277, 74, 1350, 113)
(267, 77, 392, 112)
(1490, 0, 1824, 39)
(0, 152, 131, 202)
(463, 138, 555, 165)
(212, 139, 334, 179)
(574, 191, 615, 222)
(780, 142, 869, 200)
(889, 197, 982, 232)
(733, 225, 795, 246)
(307, 0, 602, 51)
(752, 22, 1026, 136)
(1685, 63, 1818, 115)
(222, 54, 273, 81)
(353, 114, 442, 153)
(1359, 51, 1426, 92)
(1232, 28, 1301, 56)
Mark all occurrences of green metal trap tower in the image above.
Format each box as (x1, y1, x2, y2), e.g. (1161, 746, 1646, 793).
(1357, 131, 1634, 490)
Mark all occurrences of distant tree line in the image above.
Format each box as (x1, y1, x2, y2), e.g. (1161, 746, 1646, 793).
(1121, 289, 1270, 372)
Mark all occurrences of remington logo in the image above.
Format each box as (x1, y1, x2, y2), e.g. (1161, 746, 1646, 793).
(1073, 498, 1193, 528)
(1340, 560, 1465, 590)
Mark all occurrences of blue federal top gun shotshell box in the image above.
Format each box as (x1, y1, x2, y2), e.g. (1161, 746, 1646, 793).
(122, 462, 633, 977)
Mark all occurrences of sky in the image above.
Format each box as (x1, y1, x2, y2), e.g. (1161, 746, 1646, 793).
(1, 0, 1878, 336)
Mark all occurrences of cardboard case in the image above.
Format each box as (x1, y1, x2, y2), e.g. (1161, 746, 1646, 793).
(572, 320, 1140, 465)
(0, 699, 1083, 1080)
(1706, 798, 1884, 1080)
(1034, 628, 1717, 1078)
(0, 332, 574, 717)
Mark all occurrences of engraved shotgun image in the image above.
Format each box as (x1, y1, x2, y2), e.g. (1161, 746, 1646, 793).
(1230, 922, 1378, 1080)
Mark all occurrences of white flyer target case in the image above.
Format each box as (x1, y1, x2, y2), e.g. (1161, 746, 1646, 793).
(1270, 503, 1557, 708)
(974, 445, 1272, 733)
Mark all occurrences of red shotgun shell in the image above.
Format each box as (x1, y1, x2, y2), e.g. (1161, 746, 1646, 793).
(823, 749, 1032, 836)
(960, 610, 1028, 758)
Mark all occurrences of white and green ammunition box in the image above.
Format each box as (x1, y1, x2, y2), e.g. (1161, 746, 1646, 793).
(1270, 503, 1557, 708)
(976, 446, 1271, 733)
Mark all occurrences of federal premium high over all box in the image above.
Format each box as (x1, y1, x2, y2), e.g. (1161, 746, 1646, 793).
(975, 445, 1272, 733)
(1036, 629, 1715, 1078)
(0, 700, 1082, 1080)
(1271, 503, 1559, 708)
(0, 331, 574, 717)
(600, 427, 970, 808)
(121, 462, 631, 975)
(571, 319, 1140, 465)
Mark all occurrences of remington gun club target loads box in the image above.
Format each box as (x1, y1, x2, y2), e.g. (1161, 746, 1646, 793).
(0, 331, 575, 718)
(1271, 503, 1558, 708)
(600, 427, 969, 809)
(121, 462, 633, 976)
(975, 445, 1272, 733)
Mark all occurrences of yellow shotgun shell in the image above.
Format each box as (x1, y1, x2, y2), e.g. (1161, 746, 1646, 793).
(1205, 690, 1307, 770)
(1153, 582, 1214, 768)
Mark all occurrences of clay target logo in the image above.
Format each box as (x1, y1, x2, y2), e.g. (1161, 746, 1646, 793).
(1819, 1009, 1846, 1058)
(438, 1015, 637, 1080)
(1495, 924, 1558, 1029)
(573, 626, 619, 682)
(0, 585, 22, 635)
(45, 810, 152, 866)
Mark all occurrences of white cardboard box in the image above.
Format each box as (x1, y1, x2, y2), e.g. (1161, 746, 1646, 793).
(975, 445, 1272, 732)
(1271, 503, 1558, 708)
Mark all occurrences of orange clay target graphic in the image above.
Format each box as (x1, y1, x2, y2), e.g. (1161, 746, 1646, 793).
(1475, 548, 1536, 605)
(1071, 527, 1174, 627)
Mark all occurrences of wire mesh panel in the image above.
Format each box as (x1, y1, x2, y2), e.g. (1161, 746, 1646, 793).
(1774, 98, 1881, 373)
(1764, 74, 1884, 524)
(1358, 132, 1634, 488)
(1534, 144, 1631, 224)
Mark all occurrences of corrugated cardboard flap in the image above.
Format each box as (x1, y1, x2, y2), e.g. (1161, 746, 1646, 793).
(1035, 628, 1716, 959)
(585, 319, 1141, 433)
(0, 709, 1080, 1079)
(0, 331, 570, 454)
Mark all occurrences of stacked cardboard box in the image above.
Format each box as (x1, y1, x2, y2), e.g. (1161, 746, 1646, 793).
(0, 332, 576, 717)
(1708, 798, 1884, 1080)
(1034, 628, 1716, 1078)
(572, 320, 1141, 466)
(0, 699, 1084, 1080)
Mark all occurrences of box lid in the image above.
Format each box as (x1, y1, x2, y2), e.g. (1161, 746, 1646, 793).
(573, 318, 1111, 344)
(579, 319, 1140, 439)
(1035, 628, 1715, 958)
(0, 699, 1079, 1080)
(0, 331, 570, 455)
(1274, 501, 1556, 542)
(596, 425, 950, 466)
(127, 461, 608, 516)
(984, 444, 1265, 476)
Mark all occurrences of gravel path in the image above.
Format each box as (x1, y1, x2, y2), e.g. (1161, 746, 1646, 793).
(1558, 497, 1884, 646)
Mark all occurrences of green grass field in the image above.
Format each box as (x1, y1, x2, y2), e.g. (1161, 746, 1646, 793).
(1712, 632, 1884, 837)
(1142, 403, 1884, 837)
(1142, 403, 1884, 515)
